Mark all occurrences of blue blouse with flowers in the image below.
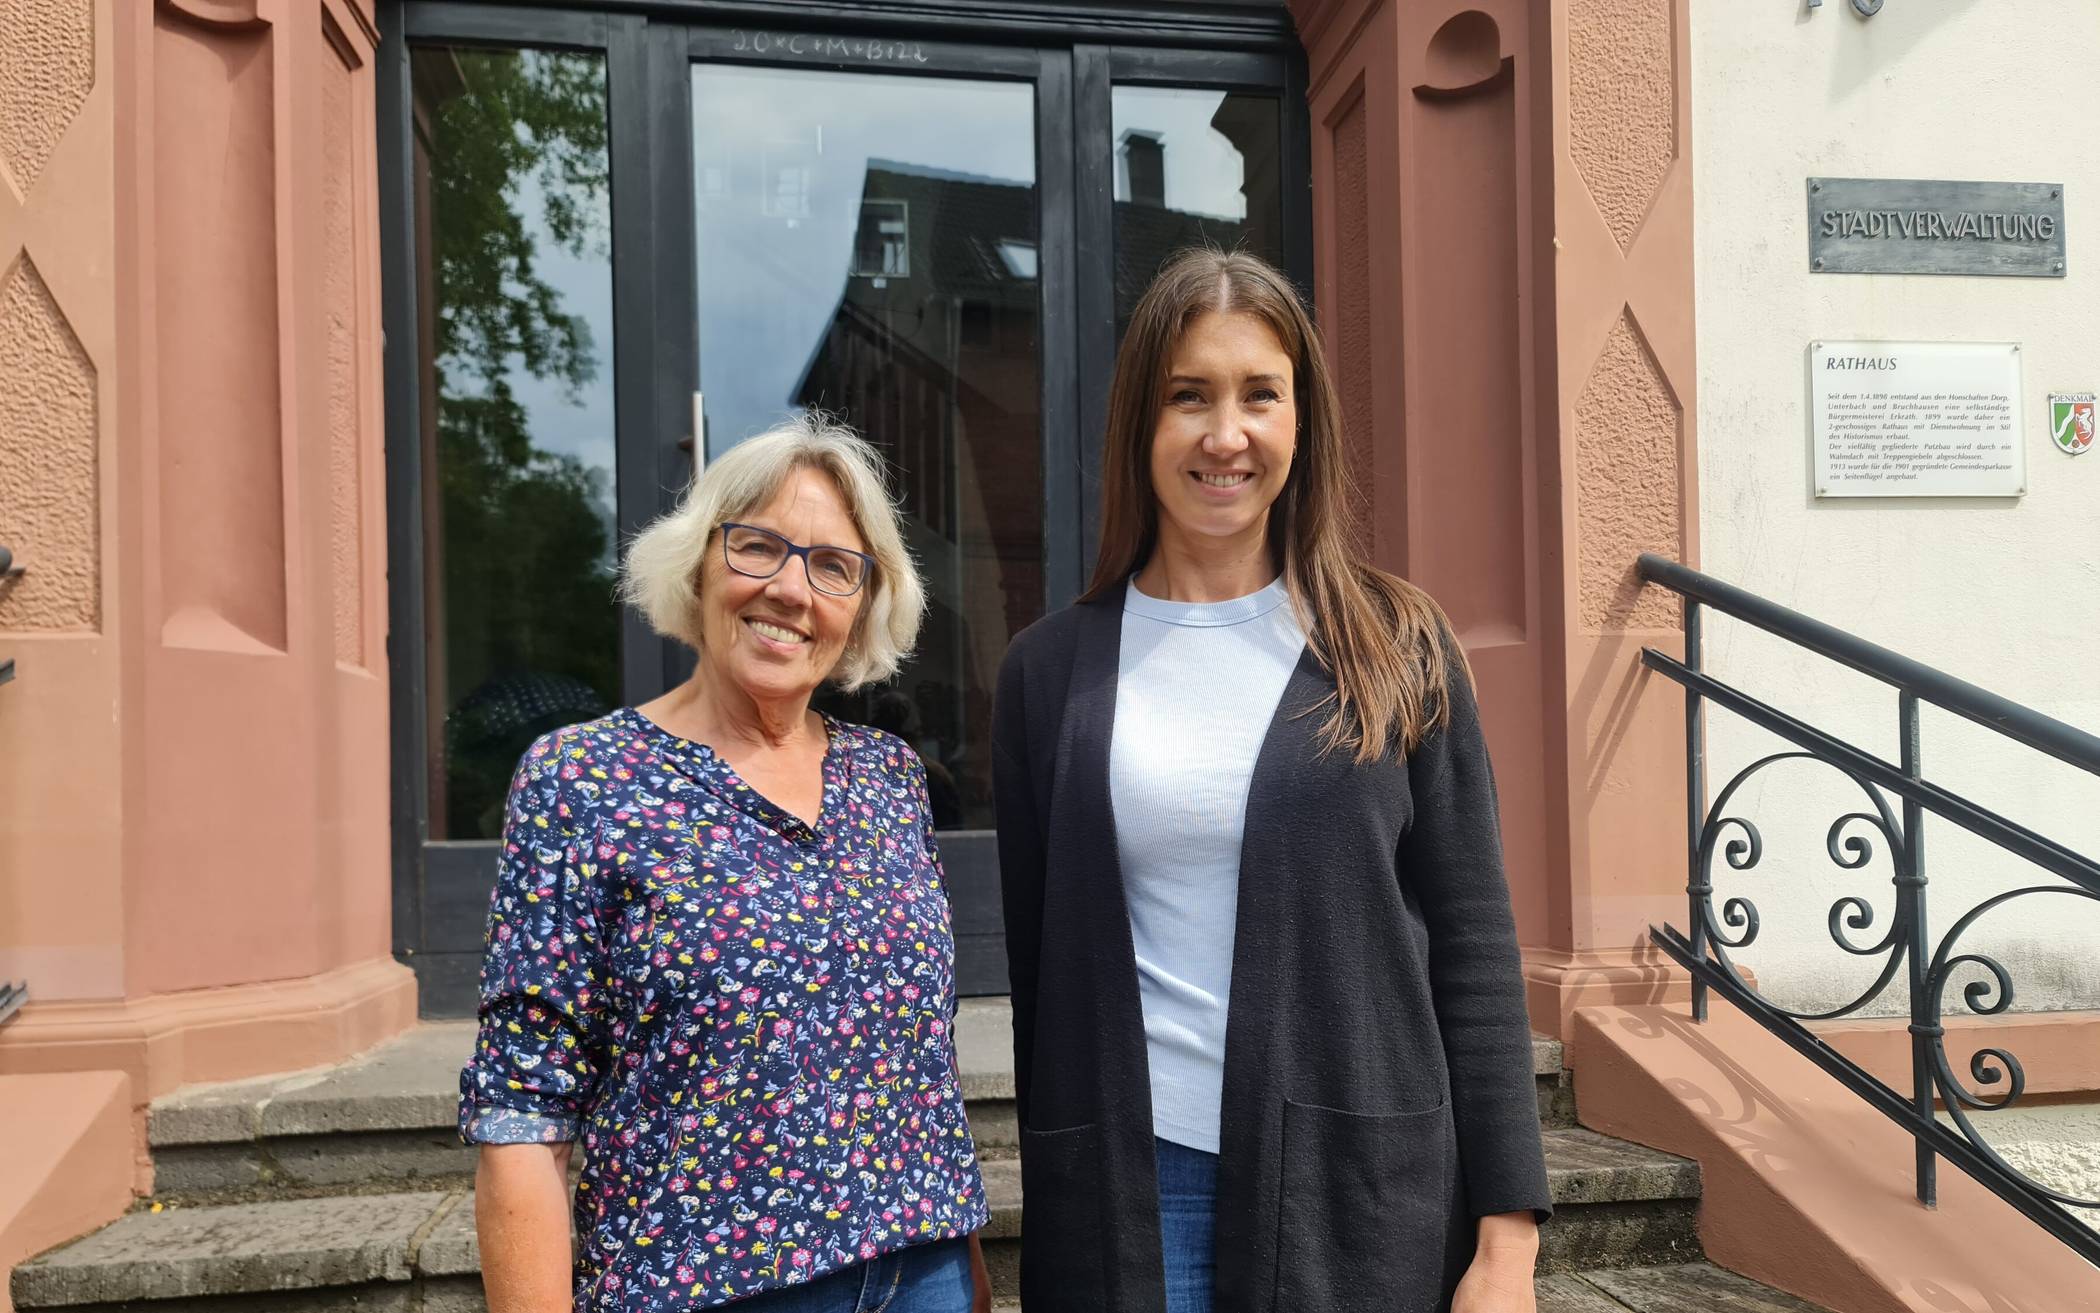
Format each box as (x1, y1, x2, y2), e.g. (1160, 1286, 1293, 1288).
(459, 707, 987, 1310)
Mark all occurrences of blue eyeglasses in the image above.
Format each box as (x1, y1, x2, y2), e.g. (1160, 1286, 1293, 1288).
(720, 523, 875, 597)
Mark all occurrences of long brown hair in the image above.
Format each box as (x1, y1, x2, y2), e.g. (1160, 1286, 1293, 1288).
(1081, 248, 1461, 761)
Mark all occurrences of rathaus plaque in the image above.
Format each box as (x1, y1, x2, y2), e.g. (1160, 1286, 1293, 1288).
(1808, 179, 2065, 277)
(1810, 342, 2024, 499)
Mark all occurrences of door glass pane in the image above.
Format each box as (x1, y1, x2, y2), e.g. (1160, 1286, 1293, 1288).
(692, 65, 1040, 831)
(411, 47, 618, 839)
(1112, 87, 1283, 335)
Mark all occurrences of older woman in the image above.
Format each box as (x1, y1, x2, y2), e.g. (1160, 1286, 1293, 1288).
(461, 414, 992, 1313)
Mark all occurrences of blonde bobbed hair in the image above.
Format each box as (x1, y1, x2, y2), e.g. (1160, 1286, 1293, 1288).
(620, 412, 924, 690)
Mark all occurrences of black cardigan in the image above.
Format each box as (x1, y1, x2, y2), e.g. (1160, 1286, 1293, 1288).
(991, 586, 1551, 1313)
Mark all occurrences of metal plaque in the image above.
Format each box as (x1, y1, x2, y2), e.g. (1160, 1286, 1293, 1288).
(1809, 341, 2025, 498)
(1808, 178, 2065, 277)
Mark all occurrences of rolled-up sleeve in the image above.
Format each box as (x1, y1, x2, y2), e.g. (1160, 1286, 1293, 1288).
(459, 730, 613, 1145)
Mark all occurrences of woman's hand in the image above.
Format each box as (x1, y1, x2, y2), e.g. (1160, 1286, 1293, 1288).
(1452, 1211, 1540, 1313)
(968, 1232, 993, 1312)
(476, 1141, 575, 1313)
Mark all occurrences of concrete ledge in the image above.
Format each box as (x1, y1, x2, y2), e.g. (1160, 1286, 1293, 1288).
(0, 1072, 134, 1313)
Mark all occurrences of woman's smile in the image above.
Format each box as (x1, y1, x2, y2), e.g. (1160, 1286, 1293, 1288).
(743, 615, 810, 649)
(1190, 469, 1258, 496)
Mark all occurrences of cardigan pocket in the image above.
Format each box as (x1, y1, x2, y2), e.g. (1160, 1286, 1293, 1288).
(1017, 1120, 1107, 1309)
(1273, 1098, 1457, 1313)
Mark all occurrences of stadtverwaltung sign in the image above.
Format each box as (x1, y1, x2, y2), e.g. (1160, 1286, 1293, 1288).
(1808, 178, 2066, 277)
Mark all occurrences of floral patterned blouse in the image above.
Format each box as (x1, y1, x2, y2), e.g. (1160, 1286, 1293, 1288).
(459, 707, 987, 1310)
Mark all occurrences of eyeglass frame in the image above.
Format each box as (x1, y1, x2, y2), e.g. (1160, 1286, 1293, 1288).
(718, 522, 877, 597)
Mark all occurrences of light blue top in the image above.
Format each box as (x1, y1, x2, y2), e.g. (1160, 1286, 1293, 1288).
(1110, 574, 1306, 1154)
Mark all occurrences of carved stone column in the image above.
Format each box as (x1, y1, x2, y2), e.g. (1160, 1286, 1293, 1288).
(0, 0, 411, 1182)
(1291, 0, 1698, 1043)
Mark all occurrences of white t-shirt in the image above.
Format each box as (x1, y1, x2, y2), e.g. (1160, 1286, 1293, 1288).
(1110, 574, 1306, 1154)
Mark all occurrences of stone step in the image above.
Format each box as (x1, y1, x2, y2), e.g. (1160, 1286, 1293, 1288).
(19, 1126, 1700, 1310)
(1540, 1262, 1828, 1312)
(146, 1001, 1572, 1197)
(13, 1183, 1786, 1313)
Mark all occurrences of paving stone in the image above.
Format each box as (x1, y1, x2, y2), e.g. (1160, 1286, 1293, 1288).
(10, 1193, 449, 1308)
(260, 1026, 477, 1138)
(415, 1193, 481, 1278)
(1537, 1272, 1635, 1312)
(1584, 1263, 1828, 1313)
(153, 1026, 477, 1150)
(1543, 1128, 1700, 1204)
(148, 1073, 293, 1148)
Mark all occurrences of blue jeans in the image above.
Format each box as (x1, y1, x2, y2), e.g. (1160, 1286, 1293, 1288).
(725, 1237, 973, 1313)
(1156, 1136, 1218, 1313)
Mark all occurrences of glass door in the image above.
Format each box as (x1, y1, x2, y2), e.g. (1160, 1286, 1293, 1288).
(382, 5, 1307, 1017)
(688, 59, 1044, 837)
(667, 32, 1076, 995)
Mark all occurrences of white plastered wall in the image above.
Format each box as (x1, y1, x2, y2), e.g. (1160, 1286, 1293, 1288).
(1690, 1, 2100, 1021)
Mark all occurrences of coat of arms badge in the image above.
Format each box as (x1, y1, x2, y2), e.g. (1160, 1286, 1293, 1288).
(2051, 393, 2095, 456)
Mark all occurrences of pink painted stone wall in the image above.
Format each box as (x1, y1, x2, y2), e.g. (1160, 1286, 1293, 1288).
(1293, 0, 1700, 1039)
(0, 0, 408, 1101)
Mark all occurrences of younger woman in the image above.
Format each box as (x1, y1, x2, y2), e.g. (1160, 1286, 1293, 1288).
(994, 250, 1549, 1313)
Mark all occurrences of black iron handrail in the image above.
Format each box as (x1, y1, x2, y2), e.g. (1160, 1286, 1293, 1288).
(1635, 552, 2100, 1267)
(1638, 554, 2100, 776)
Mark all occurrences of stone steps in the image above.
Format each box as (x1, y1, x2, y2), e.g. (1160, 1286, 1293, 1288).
(7, 1000, 1820, 1311)
(141, 1005, 1573, 1201)
(7, 1177, 1796, 1313)
(15, 1130, 1700, 1308)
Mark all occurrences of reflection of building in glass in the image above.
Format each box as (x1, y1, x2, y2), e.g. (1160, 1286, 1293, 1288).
(1113, 94, 1280, 328)
(852, 199, 911, 276)
(793, 161, 1044, 827)
(788, 151, 1272, 826)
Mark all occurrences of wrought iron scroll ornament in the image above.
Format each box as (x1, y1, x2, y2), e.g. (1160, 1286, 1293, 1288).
(1636, 552, 2100, 1265)
(1807, 0, 1885, 14)
(1686, 755, 2100, 1214)
(1691, 753, 1911, 1023)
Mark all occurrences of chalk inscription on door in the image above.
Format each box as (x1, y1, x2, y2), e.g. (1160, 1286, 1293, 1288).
(1808, 179, 2065, 277)
(1810, 342, 2025, 498)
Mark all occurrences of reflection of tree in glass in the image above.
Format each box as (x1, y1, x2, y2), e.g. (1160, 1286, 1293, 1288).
(422, 49, 618, 838)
